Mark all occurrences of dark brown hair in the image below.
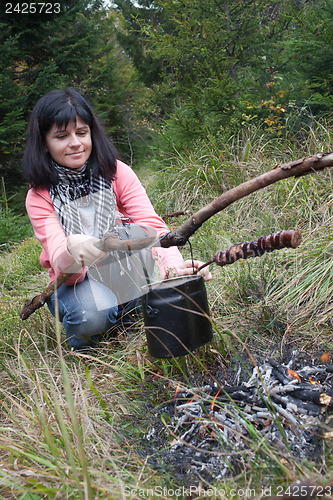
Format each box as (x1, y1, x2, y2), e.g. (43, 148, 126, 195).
(23, 88, 118, 188)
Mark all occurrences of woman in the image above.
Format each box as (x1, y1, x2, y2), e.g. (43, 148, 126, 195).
(23, 88, 211, 351)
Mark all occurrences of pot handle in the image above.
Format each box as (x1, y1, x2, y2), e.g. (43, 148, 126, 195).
(146, 305, 160, 318)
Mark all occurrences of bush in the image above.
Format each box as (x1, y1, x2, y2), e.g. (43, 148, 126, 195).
(0, 208, 33, 250)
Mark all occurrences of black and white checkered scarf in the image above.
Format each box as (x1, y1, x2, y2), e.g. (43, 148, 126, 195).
(48, 161, 153, 302)
(49, 161, 116, 238)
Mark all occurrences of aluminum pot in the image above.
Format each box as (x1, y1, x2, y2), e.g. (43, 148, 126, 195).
(141, 275, 213, 358)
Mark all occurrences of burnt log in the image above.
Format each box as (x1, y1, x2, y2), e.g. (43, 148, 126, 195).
(289, 389, 333, 408)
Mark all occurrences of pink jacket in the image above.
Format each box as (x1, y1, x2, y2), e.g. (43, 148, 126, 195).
(26, 160, 184, 285)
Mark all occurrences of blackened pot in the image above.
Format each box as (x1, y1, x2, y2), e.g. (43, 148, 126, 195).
(141, 275, 213, 358)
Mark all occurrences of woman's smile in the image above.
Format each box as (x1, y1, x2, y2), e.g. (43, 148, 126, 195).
(67, 151, 84, 157)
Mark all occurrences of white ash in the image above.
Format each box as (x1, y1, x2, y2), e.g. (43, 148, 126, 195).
(143, 355, 333, 485)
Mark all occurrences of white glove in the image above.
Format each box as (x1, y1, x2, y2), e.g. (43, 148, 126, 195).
(67, 234, 108, 267)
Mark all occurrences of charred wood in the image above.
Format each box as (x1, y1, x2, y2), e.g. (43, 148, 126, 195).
(290, 389, 333, 408)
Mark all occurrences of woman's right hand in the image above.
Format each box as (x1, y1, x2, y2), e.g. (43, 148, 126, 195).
(67, 234, 108, 267)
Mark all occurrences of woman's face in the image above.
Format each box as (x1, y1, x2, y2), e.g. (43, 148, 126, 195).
(45, 116, 92, 169)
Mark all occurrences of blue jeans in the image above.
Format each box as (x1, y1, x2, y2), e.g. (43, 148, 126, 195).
(47, 276, 137, 350)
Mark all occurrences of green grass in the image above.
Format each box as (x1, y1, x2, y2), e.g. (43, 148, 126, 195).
(1, 120, 333, 497)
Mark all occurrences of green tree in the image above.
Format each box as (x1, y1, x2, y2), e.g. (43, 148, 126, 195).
(79, 9, 152, 163)
(115, 0, 294, 142)
(282, 0, 333, 114)
(114, 0, 166, 86)
(0, 0, 111, 205)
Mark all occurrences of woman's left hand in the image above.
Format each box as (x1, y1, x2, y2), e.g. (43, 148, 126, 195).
(168, 260, 212, 281)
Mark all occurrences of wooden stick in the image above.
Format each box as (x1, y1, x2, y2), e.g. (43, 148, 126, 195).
(19, 273, 71, 320)
(158, 152, 333, 248)
(93, 152, 333, 252)
(19, 230, 300, 320)
(161, 210, 193, 219)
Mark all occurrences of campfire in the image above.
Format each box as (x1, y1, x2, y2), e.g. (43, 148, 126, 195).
(143, 352, 333, 487)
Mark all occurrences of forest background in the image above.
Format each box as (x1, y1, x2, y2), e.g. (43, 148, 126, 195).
(1, 0, 333, 498)
(1, 0, 333, 216)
